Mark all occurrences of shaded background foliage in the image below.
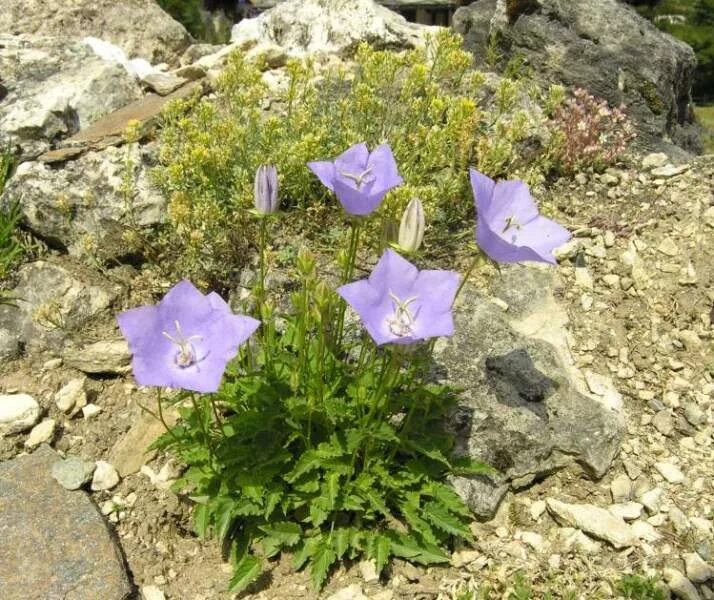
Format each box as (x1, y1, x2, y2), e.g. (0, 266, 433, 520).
(626, 0, 714, 100)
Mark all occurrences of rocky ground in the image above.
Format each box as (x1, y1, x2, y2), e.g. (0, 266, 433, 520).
(1, 1, 713, 600)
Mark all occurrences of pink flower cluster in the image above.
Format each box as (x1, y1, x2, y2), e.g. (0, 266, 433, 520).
(551, 88, 636, 173)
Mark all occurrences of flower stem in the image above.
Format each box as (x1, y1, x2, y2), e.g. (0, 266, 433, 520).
(190, 392, 216, 465)
(359, 350, 402, 472)
(335, 221, 363, 352)
(453, 251, 483, 306)
(136, 389, 181, 447)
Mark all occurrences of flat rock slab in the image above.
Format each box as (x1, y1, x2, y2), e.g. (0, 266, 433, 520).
(37, 80, 206, 164)
(0, 445, 132, 599)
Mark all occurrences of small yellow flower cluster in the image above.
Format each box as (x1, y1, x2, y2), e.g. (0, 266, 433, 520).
(152, 30, 571, 286)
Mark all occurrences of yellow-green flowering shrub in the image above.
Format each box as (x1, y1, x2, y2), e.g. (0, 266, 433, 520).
(154, 31, 560, 286)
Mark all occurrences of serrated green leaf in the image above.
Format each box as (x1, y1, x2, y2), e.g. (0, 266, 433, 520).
(293, 537, 316, 571)
(400, 504, 438, 545)
(310, 538, 337, 590)
(367, 533, 391, 574)
(309, 502, 329, 527)
(215, 498, 235, 542)
(404, 439, 452, 469)
(264, 491, 282, 519)
(228, 553, 262, 593)
(315, 440, 345, 459)
(423, 501, 473, 540)
(363, 490, 392, 518)
(342, 494, 365, 511)
(326, 472, 340, 509)
(234, 500, 263, 516)
(384, 532, 421, 559)
(450, 456, 496, 477)
(332, 527, 352, 559)
(261, 535, 283, 559)
(258, 522, 302, 546)
(285, 450, 321, 482)
(385, 532, 449, 565)
(193, 503, 210, 538)
(426, 482, 472, 518)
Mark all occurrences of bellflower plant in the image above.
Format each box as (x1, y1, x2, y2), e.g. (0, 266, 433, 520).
(338, 250, 458, 346)
(128, 150, 572, 594)
(470, 168, 571, 264)
(118, 280, 260, 393)
(308, 142, 403, 217)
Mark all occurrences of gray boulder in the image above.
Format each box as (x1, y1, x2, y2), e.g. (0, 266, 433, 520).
(231, 0, 436, 58)
(0, 35, 143, 158)
(0, 0, 190, 65)
(0, 259, 122, 352)
(1, 143, 165, 258)
(0, 445, 132, 600)
(435, 265, 624, 518)
(452, 0, 698, 152)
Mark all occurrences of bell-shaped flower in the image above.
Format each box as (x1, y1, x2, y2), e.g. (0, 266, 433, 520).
(398, 197, 425, 253)
(470, 168, 571, 265)
(253, 164, 279, 215)
(337, 249, 458, 346)
(117, 280, 260, 393)
(308, 142, 403, 216)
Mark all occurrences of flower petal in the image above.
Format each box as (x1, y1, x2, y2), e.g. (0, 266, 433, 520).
(368, 143, 403, 195)
(368, 249, 419, 298)
(470, 168, 496, 214)
(334, 142, 369, 174)
(307, 160, 336, 192)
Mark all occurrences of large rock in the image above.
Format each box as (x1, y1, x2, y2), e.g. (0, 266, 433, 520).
(0, 260, 122, 352)
(0, 0, 190, 65)
(0, 445, 132, 599)
(435, 265, 624, 518)
(1, 143, 165, 258)
(452, 0, 698, 152)
(0, 35, 143, 158)
(231, 0, 436, 58)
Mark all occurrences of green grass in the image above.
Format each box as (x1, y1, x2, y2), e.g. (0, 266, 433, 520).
(0, 151, 23, 305)
(695, 104, 714, 153)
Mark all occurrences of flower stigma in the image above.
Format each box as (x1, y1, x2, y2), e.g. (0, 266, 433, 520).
(386, 291, 419, 337)
(502, 214, 522, 234)
(162, 320, 202, 368)
(339, 166, 374, 189)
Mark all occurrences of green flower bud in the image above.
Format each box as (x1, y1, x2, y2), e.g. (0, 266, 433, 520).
(398, 198, 425, 253)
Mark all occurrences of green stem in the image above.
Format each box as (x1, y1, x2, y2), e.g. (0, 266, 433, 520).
(334, 221, 363, 352)
(190, 392, 216, 465)
(453, 253, 482, 306)
(137, 389, 181, 446)
(258, 218, 268, 308)
(359, 351, 402, 472)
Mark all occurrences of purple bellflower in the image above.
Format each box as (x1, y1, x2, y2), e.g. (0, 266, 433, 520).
(117, 280, 260, 393)
(337, 249, 459, 346)
(308, 142, 403, 216)
(470, 168, 571, 265)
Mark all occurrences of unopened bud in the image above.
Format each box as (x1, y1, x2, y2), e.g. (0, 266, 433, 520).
(296, 247, 315, 276)
(398, 198, 425, 253)
(253, 165, 279, 215)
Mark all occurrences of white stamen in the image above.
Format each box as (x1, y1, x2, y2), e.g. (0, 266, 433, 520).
(162, 320, 202, 368)
(386, 291, 418, 337)
(339, 166, 374, 189)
